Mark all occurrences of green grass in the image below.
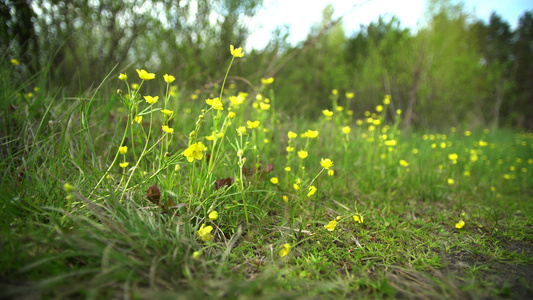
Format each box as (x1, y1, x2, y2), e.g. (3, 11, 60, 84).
(1, 54, 532, 299)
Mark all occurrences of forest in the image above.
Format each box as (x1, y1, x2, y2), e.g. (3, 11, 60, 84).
(2, 0, 532, 130)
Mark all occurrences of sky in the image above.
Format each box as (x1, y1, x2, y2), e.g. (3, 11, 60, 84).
(245, 0, 533, 50)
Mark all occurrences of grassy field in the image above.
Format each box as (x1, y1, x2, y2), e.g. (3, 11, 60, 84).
(1, 50, 532, 299)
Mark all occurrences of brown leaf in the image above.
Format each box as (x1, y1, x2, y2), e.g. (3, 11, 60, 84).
(145, 185, 161, 205)
(215, 177, 234, 190)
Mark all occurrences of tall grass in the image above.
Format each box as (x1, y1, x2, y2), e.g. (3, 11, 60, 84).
(1, 49, 532, 299)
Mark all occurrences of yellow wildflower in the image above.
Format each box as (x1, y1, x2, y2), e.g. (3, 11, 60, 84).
(324, 220, 337, 231)
(322, 109, 333, 117)
(297, 150, 308, 159)
(183, 142, 206, 162)
(144, 95, 159, 104)
(336, 106, 344, 112)
(164, 74, 175, 83)
(342, 126, 351, 134)
(230, 45, 244, 57)
(134, 115, 143, 124)
(284, 167, 291, 172)
(119, 162, 129, 168)
(279, 243, 291, 257)
(327, 169, 334, 176)
(307, 186, 317, 197)
(197, 224, 213, 242)
(303, 130, 319, 138)
(192, 251, 202, 260)
(64, 183, 75, 193)
(136, 69, 155, 80)
(384, 140, 397, 146)
(376, 105, 383, 112)
(353, 215, 364, 224)
(162, 125, 174, 134)
(286, 146, 294, 152)
(161, 109, 174, 116)
(208, 211, 218, 221)
(11, 58, 20, 66)
(270, 177, 279, 185)
(237, 126, 247, 136)
(247, 120, 260, 129)
(261, 77, 274, 85)
(346, 92, 354, 99)
(282, 195, 289, 203)
(119, 146, 128, 154)
(259, 102, 271, 110)
(383, 95, 391, 105)
(399, 160, 409, 167)
(331, 89, 338, 95)
(206, 97, 223, 110)
(447, 178, 454, 186)
(288, 131, 298, 139)
(118, 73, 127, 81)
(455, 220, 465, 229)
(228, 111, 235, 119)
(320, 158, 333, 169)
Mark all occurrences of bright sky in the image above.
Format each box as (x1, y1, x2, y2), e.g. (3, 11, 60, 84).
(246, 0, 533, 50)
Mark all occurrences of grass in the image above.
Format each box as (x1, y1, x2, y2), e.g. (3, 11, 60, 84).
(1, 50, 532, 299)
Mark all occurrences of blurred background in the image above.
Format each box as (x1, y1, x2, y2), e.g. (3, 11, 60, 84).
(1, 0, 532, 130)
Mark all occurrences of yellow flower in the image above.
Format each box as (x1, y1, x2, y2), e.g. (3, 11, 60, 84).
(261, 77, 274, 85)
(206, 97, 223, 110)
(376, 105, 383, 112)
(164, 74, 175, 83)
(293, 183, 300, 190)
(303, 130, 319, 138)
(183, 142, 206, 162)
(331, 89, 338, 95)
(136, 69, 155, 80)
(270, 177, 279, 185)
(134, 115, 143, 124)
(279, 243, 291, 257)
(144, 95, 159, 104)
(297, 150, 308, 159)
(396, 109, 402, 115)
(327, 169, 334, 176)
(399, 160, 409, 167)
(209, 211, 218, 221)
(479, 140, 488, 147)
(342, 126, 351, 134)
(464, 131, 471, 136)
(131, 83, 139, 90)
(288, 131, 298, 139)
(447, 178, 454, 186)
(118, 73, 127, 81)
(197, 224, 214, 242)
(324, 220, 337, 231)
(237, 126, 247, 136)
(162, 125, 174, 134)
(229, 96, 243, 107)
(412, 148, 418, 154)
(259, 102, 271, 110)
(336, 106, 344, 112)
(455, 220, 465, 229)
(448, 153, 458, 161)
(346, 92, 354, 99)
(64, 183, 75, 193)
(353, 215, 364, 224)
(11, 58, 20, 66)
(320, 158, 333, 169)
(286, 146, 294, 152)
(384, 140, 397, 146)
(284, 167, 291, 172)
(120, 162, 129, 168)
(307, 186, 317, 197)
(230, 45, 244, 57)
(119, 146, 128, 154)
(247, 120, 260, 129)
(161, 109, 174, 116)
(192, 251, 202, 260)
(228, 111, 235, 119)
(383, 95, 391, 105)
(282, 195, 289, 203)
(322, 109, 333, 117)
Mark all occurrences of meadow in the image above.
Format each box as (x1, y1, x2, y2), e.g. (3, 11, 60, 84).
(1, 47, 532, 299)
